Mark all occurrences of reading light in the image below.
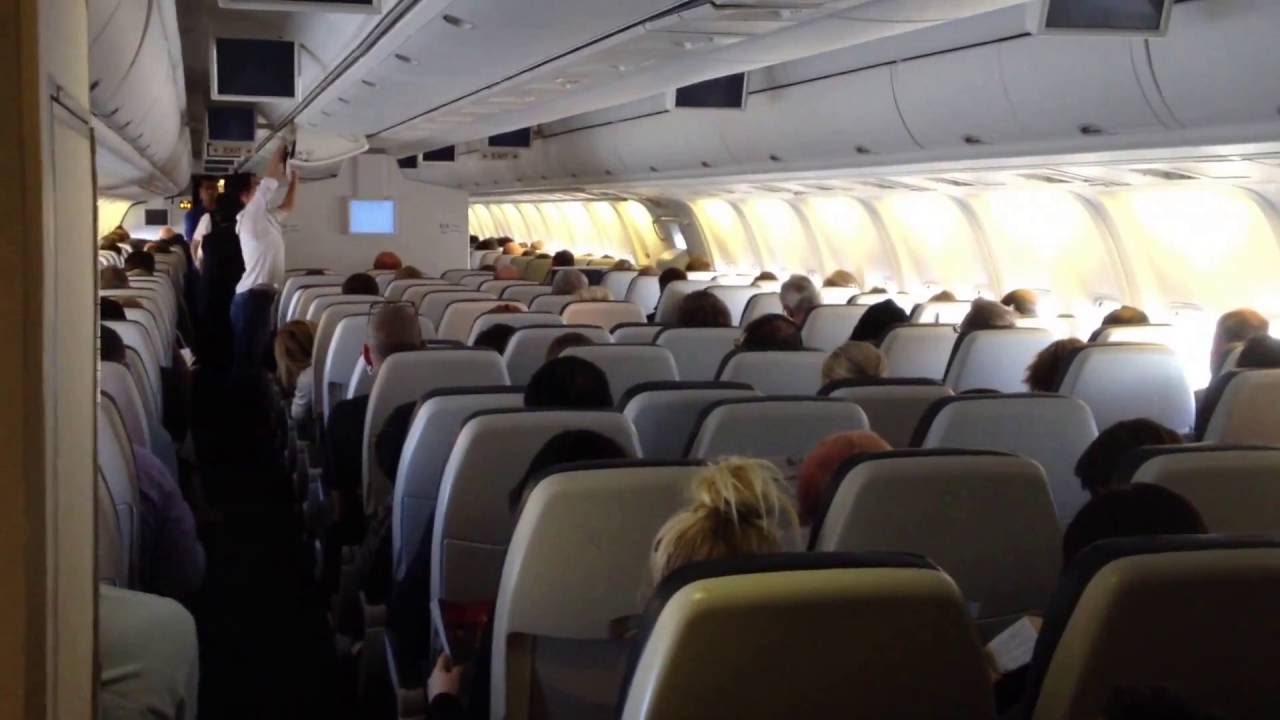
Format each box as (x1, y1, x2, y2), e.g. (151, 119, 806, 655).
(361, 79, 377, 88)
(394, 53, 418, 65)
(442, 14, 476, 30)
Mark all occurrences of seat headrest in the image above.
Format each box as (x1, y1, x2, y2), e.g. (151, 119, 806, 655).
(518, 458, 706, 509)
(1111, 442, 1278, 486)
(818, 377, 943, 396)
(806, 448, 1017, 549)
(618, 380, 755, 408)
(1050, 341, 1157, 392)
(908, 392, 1068, 448)
(683, 396, 857, 457)
(1087, 323, 1174, 344)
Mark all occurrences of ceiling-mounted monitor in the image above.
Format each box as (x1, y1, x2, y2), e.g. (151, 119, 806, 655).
(1031, 0, 1172, 36)
(347, 199, 396, 235)
(397, 155, 419, 170)
(218, 0, 379, 13)
(211, 38, 299, 101)
(206, 106, 256, 142)
(144, 209, 170, 226)
(488, 128, 533, 149)
(422, 146, 457, 163)
(672, 73, 748, 110)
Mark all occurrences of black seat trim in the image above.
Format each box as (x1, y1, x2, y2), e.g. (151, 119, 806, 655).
(818, 377, 943, 396)
(617, 380, 755, 409)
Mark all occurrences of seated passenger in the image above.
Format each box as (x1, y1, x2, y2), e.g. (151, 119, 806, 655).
(1210, 308, 1269, 377)
(1024, 338, 1086, 393)
(780, 274, 822, 326)
(612, 259, 636, 272)
(273, 320, 316, 427)
(795, 431, 891, 526)
(475, 238, 499, 251)
(928, 290, 958, 303)
(1195, 333, 1280, 436)
(1100, 305, 1150, 328)
(101, 266, 129, 288)
(823, 269, 858, 288)
(545, 332, 594, 362)
(393, 265, 425, 281)
(958, 298, 1017, 335)
(144, 241, 171, 255)
(848, 299, 908, 346)
(373, 251, 403, 271)
(821, 341, 887, 386)
(502, 241, 521, 256)
(657, 267, 687, 293)
(1001, 289, 1039, 318)
(1075, 419, 1183, 498)
(551, 268, 588, 296)
(551, 250, 575, 268)
(341, 272, 380, 296)
(473, 324, 517, 354)
(637, 265, 660, 277)
(685, 256, 713, 272)
(508, 430, 629, 514)
(1061, 483, 1206, 570)
(124, 251, 156, 277)
(650, 457, 797, 584)
(752, 271, 779, 287)
(100, 297, 127, 321)
(529, 240, 544, 253)
(524, 356, 613, 408)
(738, 313, 803, 352)
(494, 265, 522, 281)
(103, 327, 205, 600)
(676, 289, 732, 328)
(573, 286, 613, 302)
(99, 585, 200, 720)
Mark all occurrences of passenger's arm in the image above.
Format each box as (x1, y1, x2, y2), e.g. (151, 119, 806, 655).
(277, 169, 299, 216)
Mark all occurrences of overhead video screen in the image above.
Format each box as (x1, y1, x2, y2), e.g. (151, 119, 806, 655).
(1039, 0, 1170, 34)
(674, 73, 748, 110)
(348, 199, 396, 235)
(213, 38, 298, 101)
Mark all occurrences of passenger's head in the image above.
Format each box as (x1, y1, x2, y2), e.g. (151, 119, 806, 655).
(158, 226, 176, 239)
(676, 290, 731, 328)
(529, 240, 544, 253)
(1212, 309, 1269, 375)
(657, 267, 687, 293)
(637, 265, 659, 277)
(473, 323, 516, 354)
(1238, 333, 1280, 369)
(99, 235, 122, 252)
(509, 430, 629, 513)
(752, 271, 778, 286)
(551, 268, 589, 296)
(650, 458, 797, 585)
(196, 176, 219, 210)
(1061, 484, 1206, 571)
(958, 298, 1017, 335)
(573, 286, 613, 302)
(823, 270, 858, 288)
(545, 332, 594, 362)
(236, 175, 262, 206)
(100, 266, 130, 290)
(476, 238, 499, 251)
(362, 302, 423, 370)
(273, 320, 316, 391)
(123, 251, 155, 276)
(502, 241, 521, 256)
(685, 256, 712, 272)
(551, 250, 575, 268)
(795, 431, 891, 525)
(341, 272, 380, 296)
(1024, 338, 1086, 393)
(1075, 419, 1184, 497)
(100, 325, 126, 364)
(99, 298, 126, 321)
(1000, 289, 1039, 318)
(780, 274, 822, 325)
(1101, 305, 1150, 328)
(821, 341, 887, 386)
(738, 314, 803, 352)
(848, 299, 908, 346)
(393, 265, 425, 281)
(524, 356, 612, 408)
(611, 259, 636, 272)
(928, 290, 958, 303)
(494, 265, 521, 281)
(372, 251, 403, 271)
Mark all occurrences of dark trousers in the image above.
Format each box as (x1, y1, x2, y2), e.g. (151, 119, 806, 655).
(229, 288, 276, 378)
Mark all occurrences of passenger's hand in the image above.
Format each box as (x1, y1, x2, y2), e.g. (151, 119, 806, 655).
(428, 653, 463, 701)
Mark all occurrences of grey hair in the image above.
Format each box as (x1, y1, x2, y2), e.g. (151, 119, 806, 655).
(780, 274, 822, 316)
(551, 269, 589, 296)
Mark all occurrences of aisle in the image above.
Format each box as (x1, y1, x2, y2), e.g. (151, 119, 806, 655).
(188, 367, 355, 719)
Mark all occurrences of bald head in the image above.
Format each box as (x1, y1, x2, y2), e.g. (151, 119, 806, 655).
(1213, 308, 1270, 375)
(159, 227, 176, 241)
(366, 303, 423, 369)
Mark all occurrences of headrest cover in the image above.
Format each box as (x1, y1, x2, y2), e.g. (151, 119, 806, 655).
(908, 392, 1067, 448)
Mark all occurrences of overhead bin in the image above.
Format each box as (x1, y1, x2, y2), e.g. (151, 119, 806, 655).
(1147, 0, 1280, 130)
(892, 43, 1021, 149)
(998, 35, 1166, 140)
(612, 105, 734, 175)
(718, 64, 917, 166)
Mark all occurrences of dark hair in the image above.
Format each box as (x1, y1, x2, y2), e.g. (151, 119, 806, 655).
(1025, 338, 1086, 393)
(1238, 333, 1280, 369)
(1001, 289, 1039, 318)
(100, 298, 126, 322)
(100, 325, 126, 364)
(753, 272, 778, 283)
(1075, 419, 1184, 497)
(524, 356, 613, 409)
(341, 272, 380, 296)
(676, 290, 731, 328)
(849, 299, 908, 346)
(551, 250, 575, 268)
(508, 430, 629, 513)
(1062, 484, 1206, 571)
(473, 323, 516, 354)
(123, 251, 155, 274)
(1101, 305, 1150, 327)
(658, 267, 688, 293)
(545, 332, 594, 362)
(739, 314, 803, 352)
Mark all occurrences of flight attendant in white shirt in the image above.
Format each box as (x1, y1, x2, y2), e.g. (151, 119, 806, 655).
(228, 143, 298, 376)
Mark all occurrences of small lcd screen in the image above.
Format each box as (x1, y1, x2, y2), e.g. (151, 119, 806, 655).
(422, 146, 456, 163)
(145, 209, 169, 226)
(206, 106, 256, 142)
(488, 128, 532, 148)
(348, 199, 396, 235)
(214, 38, 297, 99)
(674, 74, 748, 110)
(1044, 0, 1167, 31)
